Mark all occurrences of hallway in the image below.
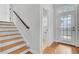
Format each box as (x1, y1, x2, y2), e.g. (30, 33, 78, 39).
(41, 4, 79, 54)
(0, 4, 79, 54)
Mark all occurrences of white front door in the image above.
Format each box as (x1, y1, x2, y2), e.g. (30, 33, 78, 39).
(55, 4, 77, 45)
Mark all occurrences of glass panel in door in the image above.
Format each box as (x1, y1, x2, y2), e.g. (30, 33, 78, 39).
(55, 4, 77, 45)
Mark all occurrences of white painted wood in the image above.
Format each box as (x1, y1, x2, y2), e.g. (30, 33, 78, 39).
(12, 4, 40, 53)
(0, 39, 23, 47)
(0, 35, 21, 40)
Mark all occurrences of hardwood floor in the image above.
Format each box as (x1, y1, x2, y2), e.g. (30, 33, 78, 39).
(43, 42, 79, 54)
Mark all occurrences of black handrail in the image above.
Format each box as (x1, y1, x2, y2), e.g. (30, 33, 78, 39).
(13, 10, 30, 29)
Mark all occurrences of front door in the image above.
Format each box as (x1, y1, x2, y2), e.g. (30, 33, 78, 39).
(55, 5, 77, 45)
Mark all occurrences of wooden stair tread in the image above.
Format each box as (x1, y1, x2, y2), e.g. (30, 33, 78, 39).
(9, 46, 28, 54)
(0, 33, 20, 37)
(0, 30, 18, 32)
(0, 28, 17, 30)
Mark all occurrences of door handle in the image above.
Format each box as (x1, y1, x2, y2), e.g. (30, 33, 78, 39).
(72, 27, 75, 31)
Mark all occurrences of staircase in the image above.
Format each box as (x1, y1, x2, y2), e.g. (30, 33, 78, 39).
(0, 21, 32, 54)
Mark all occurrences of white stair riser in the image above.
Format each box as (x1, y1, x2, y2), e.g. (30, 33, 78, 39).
(0, 29, 18, 31)
(0, 28, 17, 30)
(0, 35, 21, 40)
(0, 32, 19, 34)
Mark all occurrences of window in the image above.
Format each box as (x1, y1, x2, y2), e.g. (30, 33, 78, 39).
(60, 15, 72, 41)
(60, 15, 71, 28)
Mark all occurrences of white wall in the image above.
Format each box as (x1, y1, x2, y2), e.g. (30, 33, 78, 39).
(0, 4, 10, 21)
(12, 4, 40, 53)
(48, 5, 56, 45)
(76, 5, 79, 46)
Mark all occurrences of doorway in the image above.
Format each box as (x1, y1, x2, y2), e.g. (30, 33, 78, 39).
(55, 4, 77, 45)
